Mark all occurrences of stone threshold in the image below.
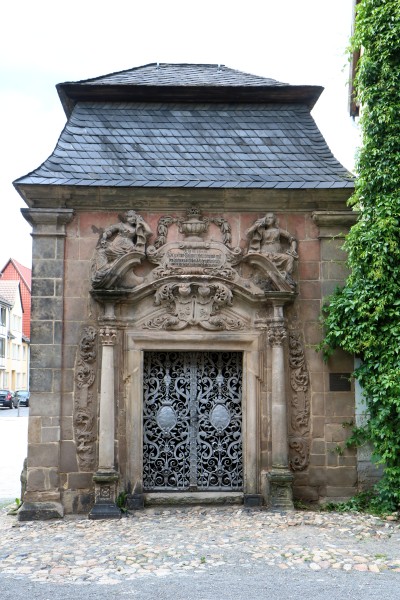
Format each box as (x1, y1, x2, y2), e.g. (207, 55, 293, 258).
(143, 491, 244, 506)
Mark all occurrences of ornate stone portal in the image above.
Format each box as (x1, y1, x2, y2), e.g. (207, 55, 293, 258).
(89, 208, 299, 515)
(15, 64, 358, 521)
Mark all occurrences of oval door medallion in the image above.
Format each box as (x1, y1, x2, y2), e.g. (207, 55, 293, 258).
(210, 404, 231, 431)
(156, 405, 177, 433)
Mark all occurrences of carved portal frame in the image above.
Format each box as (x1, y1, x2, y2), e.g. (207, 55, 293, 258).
(125, 330, 264, 507)
(90, 210, 299, 511)
(121, 297, 296, 510)
(90, 298, 297, 510)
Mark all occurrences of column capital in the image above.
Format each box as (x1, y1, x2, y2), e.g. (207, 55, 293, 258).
(21, 208, 75, 236)
(267, 320, 287, 347)
(99, 326, 117, 346)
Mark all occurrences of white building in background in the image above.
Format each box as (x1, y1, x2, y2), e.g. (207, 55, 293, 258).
(0, 281, 29, 391)
(0, 295, 12, 384)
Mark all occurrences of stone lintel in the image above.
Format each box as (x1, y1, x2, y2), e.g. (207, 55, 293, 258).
(18, 501, 64, 521)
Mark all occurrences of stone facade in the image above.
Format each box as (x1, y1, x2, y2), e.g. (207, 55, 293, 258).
(13, 64, 361, 519)
(19, 204, 358, 517)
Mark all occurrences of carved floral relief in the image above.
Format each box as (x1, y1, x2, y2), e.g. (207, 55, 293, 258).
(288, 331, 311, 471)
(73, 326, 98, 471)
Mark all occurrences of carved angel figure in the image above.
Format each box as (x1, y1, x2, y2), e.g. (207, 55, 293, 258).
(246, 213, 298, 276)
(100, 210, 151, 259)
(92, 210, 152, 277)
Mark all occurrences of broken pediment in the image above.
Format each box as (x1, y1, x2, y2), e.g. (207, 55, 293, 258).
(90, 210, 298, 315)
(241, 253, 295, 293)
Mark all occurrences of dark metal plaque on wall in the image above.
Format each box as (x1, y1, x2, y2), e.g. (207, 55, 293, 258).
(329, 373, 352, 392)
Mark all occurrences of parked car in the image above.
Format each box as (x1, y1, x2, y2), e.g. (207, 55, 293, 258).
(14, 390, 30, 407)
(0, 389, 17, 409)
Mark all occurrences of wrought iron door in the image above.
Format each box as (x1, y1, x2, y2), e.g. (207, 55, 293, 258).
(143, 351, 243, 491)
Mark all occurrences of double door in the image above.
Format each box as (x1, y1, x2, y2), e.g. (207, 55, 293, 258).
(143, 351, 243, 491)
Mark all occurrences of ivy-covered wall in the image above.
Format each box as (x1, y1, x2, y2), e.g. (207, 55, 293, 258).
(322, 0, 400, 511)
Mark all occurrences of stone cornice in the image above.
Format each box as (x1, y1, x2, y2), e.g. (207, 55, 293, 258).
(312, 210, 358, 239)
(17, 185, 353, 213)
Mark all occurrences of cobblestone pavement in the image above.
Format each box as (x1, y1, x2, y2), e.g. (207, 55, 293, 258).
(0, 506, 399, 586)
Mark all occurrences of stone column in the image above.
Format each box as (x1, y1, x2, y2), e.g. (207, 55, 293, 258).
(18, 208, 74, 521)
(267, 303, 294, 509)
(89, 325, 120, 519)
(243, 349, 263, 507)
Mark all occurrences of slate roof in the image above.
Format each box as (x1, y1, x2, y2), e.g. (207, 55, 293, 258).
(75, 63, 288, 88)
(55, 64, 323, 116)
(14, 64, 354, 191)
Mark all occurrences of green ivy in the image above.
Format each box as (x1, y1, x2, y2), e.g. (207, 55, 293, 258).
(321, 0, 400, 512)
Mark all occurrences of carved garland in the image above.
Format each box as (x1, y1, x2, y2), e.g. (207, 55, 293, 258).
(153, 211, 233, 248)
(288, 331, 311, 471)
(73, 326, 98, 471)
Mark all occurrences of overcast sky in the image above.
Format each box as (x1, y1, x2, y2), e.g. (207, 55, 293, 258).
(1, 0, 359, 271)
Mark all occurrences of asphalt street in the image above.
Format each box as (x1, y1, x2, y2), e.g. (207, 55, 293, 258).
(0, 562, 399, 600)
(0, 406, 28, 501)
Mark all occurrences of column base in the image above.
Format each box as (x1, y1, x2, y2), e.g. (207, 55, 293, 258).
(18, 501, 64, 521)
(267, 469, 294, 510)
(88, 470, 121, 520)
(88, 501, 121, 520)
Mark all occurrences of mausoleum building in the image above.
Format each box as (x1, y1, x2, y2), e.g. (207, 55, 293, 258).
(14, 64, 359, 520)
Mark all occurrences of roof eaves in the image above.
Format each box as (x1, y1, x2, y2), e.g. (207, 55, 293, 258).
(57, 82, 323, 117)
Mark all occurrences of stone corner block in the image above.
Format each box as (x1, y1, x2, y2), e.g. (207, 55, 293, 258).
(17, 501, 64, 521)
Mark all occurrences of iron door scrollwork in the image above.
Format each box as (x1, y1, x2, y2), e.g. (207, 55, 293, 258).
(143, 351, 243, 491)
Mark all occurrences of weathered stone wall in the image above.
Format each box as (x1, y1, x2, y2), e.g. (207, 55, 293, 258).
(20, 209, 74, 519)
(294, 213, 357, 503)
(21, 205, 358, 516)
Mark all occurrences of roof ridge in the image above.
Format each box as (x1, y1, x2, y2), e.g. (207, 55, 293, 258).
(1, 258, 32, 290)
(68, 63, 285, 86)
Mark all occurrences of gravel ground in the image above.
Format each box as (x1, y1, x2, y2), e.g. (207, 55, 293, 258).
(0, 504, 399, 587)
